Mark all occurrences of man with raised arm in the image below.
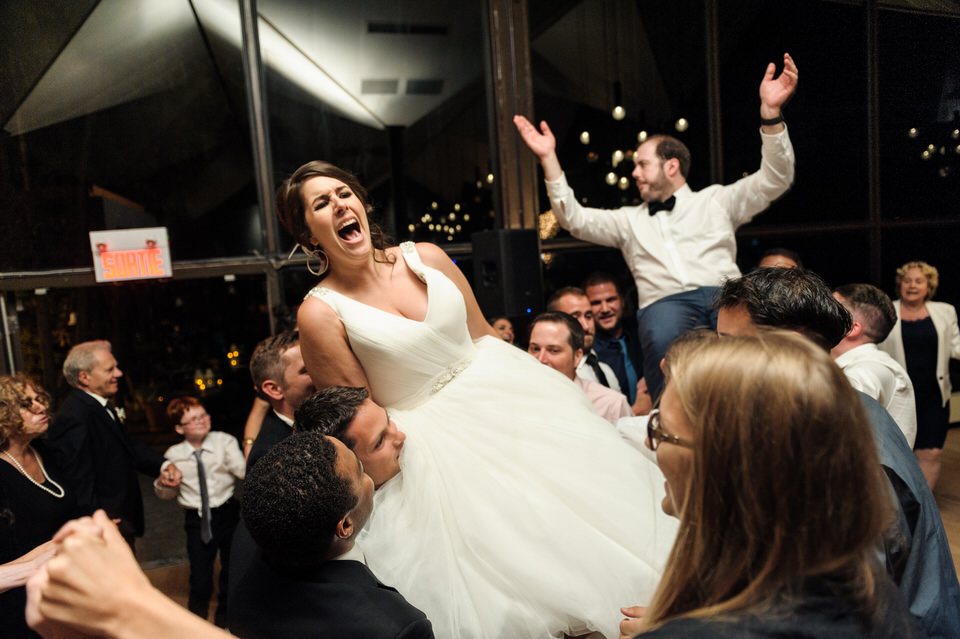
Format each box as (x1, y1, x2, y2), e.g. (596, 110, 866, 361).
(514, 53, 798, 402)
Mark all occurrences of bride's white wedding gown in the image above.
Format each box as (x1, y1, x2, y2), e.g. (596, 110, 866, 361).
(305, 242, 677, 639)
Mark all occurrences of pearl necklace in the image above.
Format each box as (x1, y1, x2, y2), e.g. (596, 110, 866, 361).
(2, 447, 65, 499)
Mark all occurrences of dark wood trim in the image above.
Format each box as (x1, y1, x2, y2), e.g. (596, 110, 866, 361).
(484, 0, 539, 231)
(239, 0, 282, 334)
(705, 0, 724, 183)
(866, 0, 882, 283)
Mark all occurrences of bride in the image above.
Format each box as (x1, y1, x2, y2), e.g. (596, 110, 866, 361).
(279, 161, 678, 639)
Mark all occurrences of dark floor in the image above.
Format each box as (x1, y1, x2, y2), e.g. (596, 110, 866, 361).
(137, 473, 189, 570)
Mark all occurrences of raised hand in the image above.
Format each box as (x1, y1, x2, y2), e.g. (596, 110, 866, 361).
(759, 52, 798, 118)
(513, 115, 556, 158)
(513, 115, 563, 181)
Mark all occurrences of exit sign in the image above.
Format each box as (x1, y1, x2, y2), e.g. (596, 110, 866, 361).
(89, 228, 173, 283)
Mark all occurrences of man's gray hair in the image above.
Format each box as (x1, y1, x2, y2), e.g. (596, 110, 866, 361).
(62, 340, 112, 388)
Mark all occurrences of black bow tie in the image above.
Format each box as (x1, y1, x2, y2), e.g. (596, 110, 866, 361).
(647, 196, 676, 216)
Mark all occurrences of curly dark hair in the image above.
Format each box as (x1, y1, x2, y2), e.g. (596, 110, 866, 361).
(294, 386, 369, 448)
(0, 374, 51, 450)
(242, 432, 358, 572)
(715, 268, 852, 351)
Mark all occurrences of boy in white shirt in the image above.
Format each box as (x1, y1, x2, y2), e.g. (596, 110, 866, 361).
(155, 397, 244, 627)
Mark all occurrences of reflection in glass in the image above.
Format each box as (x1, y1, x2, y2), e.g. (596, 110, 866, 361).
(2, 0, 261, 267)
(879, 10, 960, 220)
(261, 0, 493, 250)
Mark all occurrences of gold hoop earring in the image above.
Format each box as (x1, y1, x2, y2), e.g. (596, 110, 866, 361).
(303, 245, 329, 277)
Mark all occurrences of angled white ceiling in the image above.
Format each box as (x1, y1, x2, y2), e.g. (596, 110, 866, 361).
(5, 0, 485, 136)
(5, 0, 198, 135)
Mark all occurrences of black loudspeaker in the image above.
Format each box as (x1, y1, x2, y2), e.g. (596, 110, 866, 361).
(471, 229, 543, 318)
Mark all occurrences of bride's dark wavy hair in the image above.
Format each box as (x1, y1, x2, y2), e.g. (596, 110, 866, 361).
(276, 161, 394, 258)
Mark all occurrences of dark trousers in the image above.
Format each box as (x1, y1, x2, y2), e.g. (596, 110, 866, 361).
(184, 498, 239, 627)
(637, 286, 720, 402)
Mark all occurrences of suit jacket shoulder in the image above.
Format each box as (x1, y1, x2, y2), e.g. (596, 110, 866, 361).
(229, 549, 433, 639)
(246, 410, 293, 471)
(48, 390, 108, 513)
(859, 393, 960, 637)
(47, 389, 163, 535)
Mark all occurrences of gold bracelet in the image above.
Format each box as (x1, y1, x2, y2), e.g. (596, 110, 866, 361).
(243, 438, 255, 446)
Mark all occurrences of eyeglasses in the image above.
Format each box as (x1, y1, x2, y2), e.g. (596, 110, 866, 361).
(181, 412, 210, 426)
(646, 408, 694, 451)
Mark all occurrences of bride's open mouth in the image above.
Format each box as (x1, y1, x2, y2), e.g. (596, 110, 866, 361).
(337, 218, 363, 243)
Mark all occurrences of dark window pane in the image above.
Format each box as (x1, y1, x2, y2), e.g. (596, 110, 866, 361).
(0, 0, 263, 269)
(528, 0, 709, 217)
(737, 232, 873, 286)
(879, 10, 960, 220)
(15, 276, 270, 434)
(720, 0, 868, 227)
(261, 0, 492, 251)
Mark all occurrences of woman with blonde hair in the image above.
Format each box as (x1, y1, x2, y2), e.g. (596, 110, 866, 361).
(627, 332, 921, 638)
(880, 260, 960, 490)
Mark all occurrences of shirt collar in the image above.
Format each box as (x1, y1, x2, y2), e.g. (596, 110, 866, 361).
(834, 342, 878, 366)
(81, 389, 110, 407)
(274, 410, 294, 427)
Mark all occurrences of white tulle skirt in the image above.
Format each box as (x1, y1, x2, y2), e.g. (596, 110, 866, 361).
(358, 337, 677, 639)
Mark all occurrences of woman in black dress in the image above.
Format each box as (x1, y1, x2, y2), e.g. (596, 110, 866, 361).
(880, 261, 960, 490)
(0, 374, 78, 637)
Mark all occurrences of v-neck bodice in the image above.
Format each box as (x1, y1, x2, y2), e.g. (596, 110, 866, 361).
(304, 242, 475, 409)
(303, 242, 678, 639)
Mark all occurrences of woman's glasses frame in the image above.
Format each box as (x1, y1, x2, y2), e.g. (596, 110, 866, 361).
(646, 408, 694, 451)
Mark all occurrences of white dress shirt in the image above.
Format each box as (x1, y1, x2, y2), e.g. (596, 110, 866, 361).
(155, 431, 245, 512)
(81, 389, 110, 408)
(545, 128, 795, 308)
(576, 350, 622, 393)
(836, 343, 917, 447)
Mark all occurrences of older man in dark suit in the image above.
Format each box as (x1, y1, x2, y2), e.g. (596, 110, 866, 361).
(229, 432, 433, 639)
(47, 340, 181, 546)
